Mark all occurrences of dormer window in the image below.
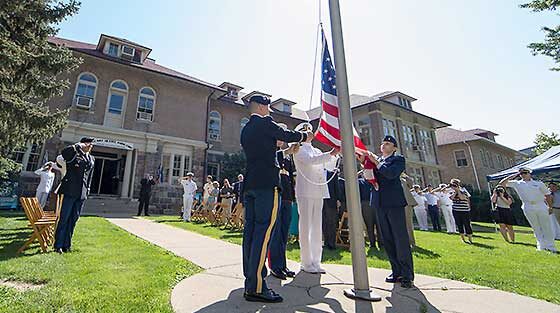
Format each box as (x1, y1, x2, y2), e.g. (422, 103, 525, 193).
(227, 87, 239, 99)
(108, 42, 119, 57)
(121, 45, 135, 61)
(398, 96, 411, 109)
(283, 103, 292, 114)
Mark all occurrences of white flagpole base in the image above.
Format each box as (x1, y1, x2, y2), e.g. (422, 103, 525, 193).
(343, 288, 382, 302)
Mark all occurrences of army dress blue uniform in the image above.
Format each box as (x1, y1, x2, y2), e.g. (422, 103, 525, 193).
(370, 143, 414, 284)
(240, 95, 307, 301)
(54, 138, 95, 252)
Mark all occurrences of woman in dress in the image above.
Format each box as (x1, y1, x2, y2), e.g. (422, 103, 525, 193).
(491, 186, 515, 243)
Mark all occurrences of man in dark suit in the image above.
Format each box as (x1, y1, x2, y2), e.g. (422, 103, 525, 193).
(54, 137, 95, 254)
(232, 174, 244, 208)
(322, 170, 341, 250)
(138, 175, 157, 216)
(240, 94, 312, 303)
(369, 135, 414, 288)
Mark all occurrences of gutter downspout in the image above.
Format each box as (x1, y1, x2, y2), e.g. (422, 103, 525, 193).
(203, 91, 216, 179)
(463, 141, 481, 190)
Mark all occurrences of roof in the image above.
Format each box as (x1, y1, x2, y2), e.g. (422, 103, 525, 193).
(436, 127, 522, 155)
(48, 36, 224, 91)
(306, 91, 449, 127)
(98, 34, 152, 51)
(463, 128, 498, 137)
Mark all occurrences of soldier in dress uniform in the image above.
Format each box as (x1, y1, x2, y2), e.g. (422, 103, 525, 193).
(369, 135, 414, 288)
(54, 137, 95, 254)
(240, 94, 312, 303)
(268, 123, 299, 280)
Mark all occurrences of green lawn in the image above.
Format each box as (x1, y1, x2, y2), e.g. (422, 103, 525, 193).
(147, 215, 560, 304)
(0, 212, 202, 313)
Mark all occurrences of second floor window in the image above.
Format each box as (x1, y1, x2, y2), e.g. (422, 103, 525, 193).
(356, 117, 371, 146)
(208, 111, 221, 141)
(454, 150, 468, 167)
(382, 118, 397, 138)
(137, 87, 156, 121)
(107, 80, 128, 115)
(108, 42, 119, 57)
(480, 149, 488, 167)
(402, 124, 416, 148)
(74, 73, 97, 109)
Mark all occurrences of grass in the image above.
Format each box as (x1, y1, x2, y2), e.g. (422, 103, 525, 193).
(0, 212, 202, 313)
(147, 215, 560, 304)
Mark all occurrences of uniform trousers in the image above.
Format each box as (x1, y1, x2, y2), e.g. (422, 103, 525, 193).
(322, 199, 338, 249)
(440, 204, 457, 233)
(413, 206, 429, 231)
(243, 188, 279, 293)
(54, 196, 84, 250)
(523, 204, 557, 251)
(137, 193, 150, 216)
(297, 197, 324, 271)
(268, 200, 292, 273)
(182, 195, 194, 222)
(377, 206, 414, 281)
(427, 205, 441, 231)
(36, 191, 49, 208)
(361, 200, 380, 247)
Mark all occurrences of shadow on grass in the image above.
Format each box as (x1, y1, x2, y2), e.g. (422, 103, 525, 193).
(470, 242, 495, 249)
(412, 245, 441, 259)
(512, 241, 537, 248)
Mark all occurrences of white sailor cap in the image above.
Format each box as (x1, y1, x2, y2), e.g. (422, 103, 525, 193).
(295, 122, 313, 132)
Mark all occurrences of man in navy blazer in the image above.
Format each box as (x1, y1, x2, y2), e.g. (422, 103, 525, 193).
(369, 135, 414, 288)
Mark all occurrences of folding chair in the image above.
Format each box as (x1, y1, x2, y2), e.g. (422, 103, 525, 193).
(336, 211, 350, 247)
(18, 197, 57, 254)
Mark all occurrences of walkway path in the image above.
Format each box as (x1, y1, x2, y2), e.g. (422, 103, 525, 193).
(107, 216, 560, 313)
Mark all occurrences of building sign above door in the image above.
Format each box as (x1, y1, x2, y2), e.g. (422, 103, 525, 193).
(93, 138, 133, 150)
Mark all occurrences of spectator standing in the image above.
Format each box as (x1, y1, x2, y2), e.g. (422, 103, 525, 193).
(450, 182, 473, 244)
(491, 186, 515, 243)
(137, 174, 157, 216)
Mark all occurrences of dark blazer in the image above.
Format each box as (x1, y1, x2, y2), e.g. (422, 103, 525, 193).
(370, 153, 407, 210)
(139, 178, 156, 196)
(240, 114, 306, 192)
(58, 144, 95, 199)
(358, 177, 372, 202)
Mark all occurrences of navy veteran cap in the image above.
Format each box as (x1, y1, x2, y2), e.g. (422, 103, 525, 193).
(248, 94, 271, 106)
(382, 135, 398, 147)
(80, 137, 95, 143)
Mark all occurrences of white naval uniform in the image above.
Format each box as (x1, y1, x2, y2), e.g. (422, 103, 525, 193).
(412, 192, 429, 231)
(437, 189, 457, 233)
(180, 179, 197, 222)
(34, 169, 55, 208)
(294, 143, 336, 272)
(507, 179, 557, 251)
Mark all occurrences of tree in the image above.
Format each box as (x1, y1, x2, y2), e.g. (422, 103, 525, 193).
(520, 1, 560, 71)
(220, 152, 246, 183)
(534, 131, 560, 155)
(0, 0, 81, 179)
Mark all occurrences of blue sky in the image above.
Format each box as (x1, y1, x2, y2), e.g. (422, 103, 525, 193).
(57, 0, 559, 150)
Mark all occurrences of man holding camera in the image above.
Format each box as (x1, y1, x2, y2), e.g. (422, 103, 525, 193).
(500, 167, 557, 252)
(138, 174, 157, 216)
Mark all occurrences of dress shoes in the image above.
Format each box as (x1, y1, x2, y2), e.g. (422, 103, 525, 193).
(270, 269, 287, 280)
(244, 289, 283, 303)
(283, 268, 296, 278)
(385, 274, 402, 283)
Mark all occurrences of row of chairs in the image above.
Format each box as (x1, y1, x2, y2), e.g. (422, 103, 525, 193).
(191, 199, 244, 230)
(18, 195, 63, 254)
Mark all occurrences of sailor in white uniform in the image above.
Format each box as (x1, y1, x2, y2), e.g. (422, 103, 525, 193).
(500, 167, 557, 252)
(293, 122, 339, 273)
(180, 172, 197, 222)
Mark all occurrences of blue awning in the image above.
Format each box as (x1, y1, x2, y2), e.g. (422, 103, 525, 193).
(486, 146, 560, 182)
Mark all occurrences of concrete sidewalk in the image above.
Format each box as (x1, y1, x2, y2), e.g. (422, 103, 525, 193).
(107, 217, 560, 313)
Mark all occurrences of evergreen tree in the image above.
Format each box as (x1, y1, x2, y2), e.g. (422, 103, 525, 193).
(521, 0, 560, 71)
(0, 0, 81, 179)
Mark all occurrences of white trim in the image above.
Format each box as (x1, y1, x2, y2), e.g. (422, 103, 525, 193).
(136, 86, 156, 122)
(453, 149, 469, 168)
(104, 79, 129, 128)
(73, 72, 98, 109)
(208, 110, 222, 142)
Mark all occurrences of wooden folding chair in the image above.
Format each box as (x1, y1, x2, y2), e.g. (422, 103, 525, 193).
(18, 197, 57, 254)
(219, 199, 233, 226)
(336, 211, 350, 247)
(229, 203, 244, 229)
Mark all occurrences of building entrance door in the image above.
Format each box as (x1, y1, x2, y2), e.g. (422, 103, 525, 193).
(90, 152, 126, 195)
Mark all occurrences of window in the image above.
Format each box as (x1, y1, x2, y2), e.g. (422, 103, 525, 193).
(409, 167, 424, 187)
(74, 73, 97, 109)
(108, 42, 119, 57)
(240, 117, 249, 135)
(208, 111, 221, 141)
(398, 97, 411, 109)
(207, 162, 219, 181)
(427, 169, 440, 187)
(356, 117, 371, 146)
(454, 150, 468, 167)
(487, 151, 495, 168)
(418, 129, 435, 162)
(382, 118, 397, 138)
(137, 87, 156, 121)
(497, 154, 504, 169)
(9, 146, 26, 164)
(183, 155, 191, 174)
(107, 80, 128, 114)
(227, 87, 238, 98)
(26, 144, 42, 171)
(402, 124, 416, 152)
(283, 103, 292, 113)
(172, 155, 182, 177)
(480, 150, 487, 167)
(121, 45, 135, 61)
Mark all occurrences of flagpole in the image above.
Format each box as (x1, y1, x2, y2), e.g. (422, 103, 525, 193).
(327, 0, 381, 301)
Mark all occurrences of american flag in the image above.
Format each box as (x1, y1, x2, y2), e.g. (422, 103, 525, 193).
(314, 31, 368, 154)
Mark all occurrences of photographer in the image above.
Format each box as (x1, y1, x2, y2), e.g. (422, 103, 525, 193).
(450, 181, 473, 244)
(491, 186, 515, 243)
(137, 174, 157, 216)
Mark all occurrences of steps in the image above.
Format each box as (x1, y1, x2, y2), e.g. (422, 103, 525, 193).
(82, 196, 148, 217)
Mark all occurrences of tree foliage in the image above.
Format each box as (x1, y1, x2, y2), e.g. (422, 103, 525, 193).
(521, 0, 560, 71)
(220, 152, 246, 183)
(534, 131, 560, 155)
(0, 0, 81, 179)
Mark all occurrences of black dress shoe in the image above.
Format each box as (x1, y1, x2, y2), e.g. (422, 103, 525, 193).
(283, 268, 296, 278)
(270, 270, 287, 280)
(55, 248, 64, 254)
(244, 289, 283, 303)
(401, 280, 413, 288)
(385, 274, 402, 283)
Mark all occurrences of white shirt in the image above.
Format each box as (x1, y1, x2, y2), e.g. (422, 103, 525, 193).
(34, 169, 55, 193)
(180, 179, 197, 196)
(506, 179, 550, 207)
(436, 190, 454, 206)
(425, 193, 439, 206)
(294, 143, 336, 199)
(412, 192, 427, 209)
(203, 182, 213, 198)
